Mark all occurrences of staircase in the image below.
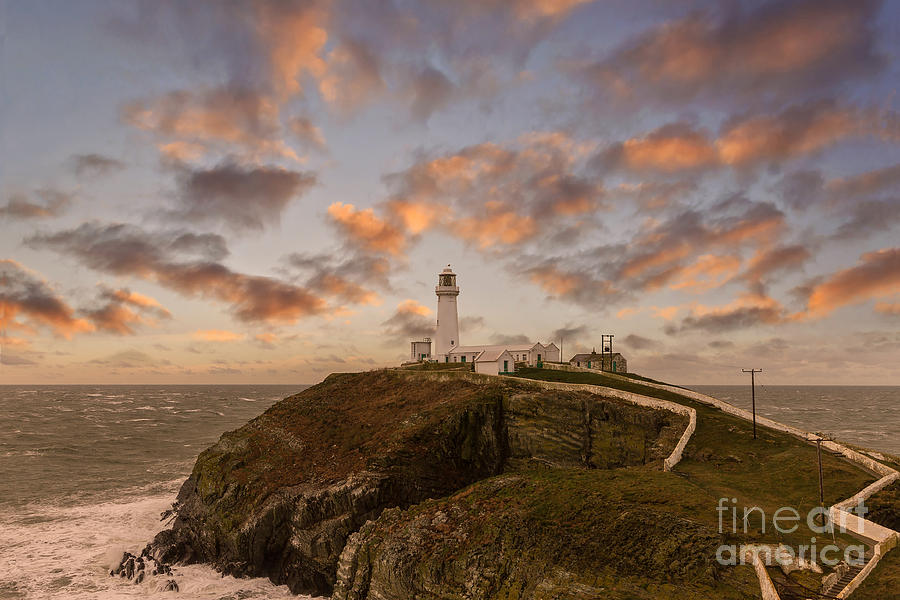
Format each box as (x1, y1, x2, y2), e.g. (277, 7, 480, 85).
(821, 556, 870, 598)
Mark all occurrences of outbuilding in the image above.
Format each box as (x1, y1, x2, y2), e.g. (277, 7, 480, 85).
(474, 348, 515, 376)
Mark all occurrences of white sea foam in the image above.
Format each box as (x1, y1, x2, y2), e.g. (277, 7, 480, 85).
(0, 488, 318, 600)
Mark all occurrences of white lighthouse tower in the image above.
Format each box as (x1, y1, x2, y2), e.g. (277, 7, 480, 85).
(434, 265, 460, 362)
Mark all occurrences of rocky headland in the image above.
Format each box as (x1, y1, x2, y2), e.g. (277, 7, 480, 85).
(126, 368, 834, 598)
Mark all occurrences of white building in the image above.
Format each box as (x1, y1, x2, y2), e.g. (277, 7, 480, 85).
(410, 339, 432, 362)
(409, 265, 561, 372)
(474, 348, 515, 376)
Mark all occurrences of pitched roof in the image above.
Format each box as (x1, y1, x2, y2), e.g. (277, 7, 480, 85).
(476, 348, 513, 362)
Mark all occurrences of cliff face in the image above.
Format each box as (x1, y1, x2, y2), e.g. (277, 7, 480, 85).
(149, 370, 707, 598)
(333, 468, 728, 600)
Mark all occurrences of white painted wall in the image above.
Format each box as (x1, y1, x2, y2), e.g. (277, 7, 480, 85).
(434, 270, 459, 361)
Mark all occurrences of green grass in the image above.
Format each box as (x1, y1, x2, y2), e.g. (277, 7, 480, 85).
(508, 368, 877, 553)
(852, 543, 900, 600)
(355, 464, 763, 599)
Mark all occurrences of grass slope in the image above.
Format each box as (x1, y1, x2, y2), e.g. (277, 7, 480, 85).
(510, 368, 876, 553)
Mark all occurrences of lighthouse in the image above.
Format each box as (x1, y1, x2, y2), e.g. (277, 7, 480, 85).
(434, 265, 460, 362)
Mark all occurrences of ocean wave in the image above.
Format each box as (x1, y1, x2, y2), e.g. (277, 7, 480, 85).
(0, 489, 315, 600)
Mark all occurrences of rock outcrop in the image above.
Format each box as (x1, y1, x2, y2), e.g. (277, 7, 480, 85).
(148, 370, 709, 598)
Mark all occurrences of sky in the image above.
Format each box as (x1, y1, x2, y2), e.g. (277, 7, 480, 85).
(1, 0, 899, 385)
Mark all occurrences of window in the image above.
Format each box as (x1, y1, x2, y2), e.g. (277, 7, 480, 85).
(445, 356, 449, 363)
(612, 362, 617, 372)
(450, 340, 454, 346)
(461, 356, 466, 362)
(537, 354, 541, 361)
(503, 360, 509, 372)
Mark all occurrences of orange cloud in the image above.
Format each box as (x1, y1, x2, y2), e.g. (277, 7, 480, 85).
(193, 329, 245, 342)
(385, 199, 448, 234)
(451, 210, 537, 249)
(806, 248, 900, 317)
(255, 1, 329, 98)
(717, 102, 860, 166)
(651, 306, 680, 321)
(528, 265, 582, 297)
(123, 87, 299, 161)
(875, 302, 900, 317)
(0, 259, 94, 339)
(827, 163, 900, 199)
(28, 224, 328, 324)
(590, 1, 883, 103)
(670, 254, 741, 292)
(327, 202, 408, 256)
(396, 299, 431, 317)
(620, 124, 718, 172)
(312, 273, 380, 305)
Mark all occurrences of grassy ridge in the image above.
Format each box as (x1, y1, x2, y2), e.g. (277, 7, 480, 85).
(509, 368, 876, 552)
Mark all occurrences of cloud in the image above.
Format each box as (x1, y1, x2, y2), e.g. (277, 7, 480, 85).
(318, 39, 385, 113)
(0, 260, 94, 338)
(171, 162, 316, 231)
(875, 302, 900, 317)
(1, 353, 37, 366)
(88, 349, 157, 368)
(327, 202, 408, 256)
(668, 254, 741, 293)
(123, 86, 301, 161)
(740, 244, 811, 293)
(285, 250, 390, 305)
(596, 123, 717, 174)
(804, 248, 900, 317)
(832, 199, 900, 240)
(381, 299, 434, 342)
(0, 189, 72, 220)
(827, 163, 900, 199)
(26, 222, 328, 324)
(193, 329, 244, 342)
(611, 180, 697, 212)
(774, 170, 824, 211)
(489, 333, 531, 345)
(459, 315, 485, 333)
(551, 323, 589, 341)
(254, 332, 279, 347)
(406, 65, 455, 121)
(526, 263, 623, 307)
(596, 100, 897, 177)
(83, 287, 173, 335)
(582, 0, 884, 105)
(372, 133, 602, 250)
(708, 340, 734, 349)
(667, 293, 786, 334)
(70, 153, 125, 177)
(715, 100, 887, 167)
(622, 334, 656, 350)
(289, 116, 327, 151)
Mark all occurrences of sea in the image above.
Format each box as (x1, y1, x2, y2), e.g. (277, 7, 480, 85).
(0, 384, 898, 600)
(0, 385, 317, 600)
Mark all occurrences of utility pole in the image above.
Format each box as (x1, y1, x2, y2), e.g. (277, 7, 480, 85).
(742, 369, 762, 439)
(816, 437, 826, 526)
